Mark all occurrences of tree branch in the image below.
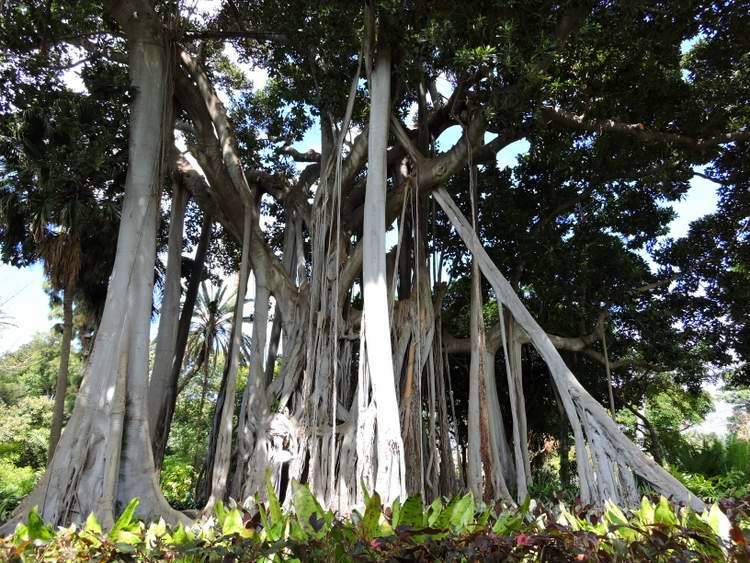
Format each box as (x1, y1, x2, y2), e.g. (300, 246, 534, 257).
(182, 30, 287, 42)
(540, 106, 749, 150)
(280, 145, 321, 162)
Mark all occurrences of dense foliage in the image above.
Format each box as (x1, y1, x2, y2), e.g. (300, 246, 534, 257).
(2, 483, 749, 562)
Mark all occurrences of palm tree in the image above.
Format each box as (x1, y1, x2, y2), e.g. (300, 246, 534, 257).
(177, 281, 251, 410)
(39, 230, 81, 462)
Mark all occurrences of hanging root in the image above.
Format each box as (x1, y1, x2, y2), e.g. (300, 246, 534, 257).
(434, 187, 705, 511)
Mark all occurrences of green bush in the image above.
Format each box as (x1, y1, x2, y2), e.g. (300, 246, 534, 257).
(160, 456, 198, 511)
(1, 482, 748, 562)
(0, 460, 40, 522)
(673, 435, 750, 501)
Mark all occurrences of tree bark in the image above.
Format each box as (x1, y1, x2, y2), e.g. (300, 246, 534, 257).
(47, 282, 74, 463)
(232, 248, 273, 505)
(433, 186, 705, 511)
(357, 44, 406, 505)
(148, 181, 187, 469)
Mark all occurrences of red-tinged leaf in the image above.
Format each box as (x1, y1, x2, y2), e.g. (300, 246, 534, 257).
(730, 526, 746, 545)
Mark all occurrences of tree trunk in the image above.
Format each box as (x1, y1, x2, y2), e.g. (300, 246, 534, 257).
(232, 248, 273, 505)
(357, 44, 405, 505)
(553, 384, 571, 488)
(149, 207, 211, 471)
(148, 181, 187, 469)
(47, 282, 74, 463)
(1, 6, 187, 530)
(467, 259, 514, 504)
(203, 211, 252, 512)
(501, 314, 531, 501)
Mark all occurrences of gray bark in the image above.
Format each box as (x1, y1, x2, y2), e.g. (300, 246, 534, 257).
(2, 6, 187, 530)
(358, 44, 406, 505)
(148, 182, 187, 468)
(47, 283, 74, 463)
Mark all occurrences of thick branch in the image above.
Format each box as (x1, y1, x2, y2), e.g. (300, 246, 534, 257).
(182, 30, 287, 42)
(540, 106, 749, 150)
(280, 145, 321, 162)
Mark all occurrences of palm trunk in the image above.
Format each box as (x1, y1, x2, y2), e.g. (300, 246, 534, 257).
(47, 283, 74, 463)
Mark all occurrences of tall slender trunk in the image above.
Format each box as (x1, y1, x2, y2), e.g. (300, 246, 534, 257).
(502, 314, 531, 501)
(150, 212, 211, 469)
(358, 44, 405, 505)
(148, 182, 187, 467)
(231, 250, 273, 505)
(203, 211, 252, 512)
(47, 283, 74, 463)
(553, 384, 571, 487)
(466, 260, 486, 498)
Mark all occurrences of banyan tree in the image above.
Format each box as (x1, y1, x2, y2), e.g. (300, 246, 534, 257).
(7, 0, 750, 530)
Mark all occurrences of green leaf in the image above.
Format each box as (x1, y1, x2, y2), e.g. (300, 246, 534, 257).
(169, 522, 195, 546)
(84, 512, 102, 535)
(707, 503, 730, 541)
(492, 511, 523, 535)
(427, 497, 444, 527)
(360, 480, 371, 505)
(112, 529, 143, 546)
(398, 496, 425, 528)
(12, 522, 29, 545)
(390, 498, 402, 528)
(265, 473, 283, 524)
(635, 496, 655, 525)
(449, 493, 475, 531)
(214, 499, 227, 526)
(27, 507, 54, 542)
(604, 500, 637, 541)
(604, 500, 628, 526)
(436, 496, 458, 529)
(291, 480, 325, 537)
(109, 498, 139, 538)
(222, 508, 246, 536)
(654, 496, 677, 526)
(361, 491, 382, 538)
(147, 518, 167, 539)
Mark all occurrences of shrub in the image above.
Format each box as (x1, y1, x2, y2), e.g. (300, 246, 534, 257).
(673, 435, 750, 501)
(1, 482, 748, 562)
(0, 460, 40, 522)
(160, 456, 198, 511)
